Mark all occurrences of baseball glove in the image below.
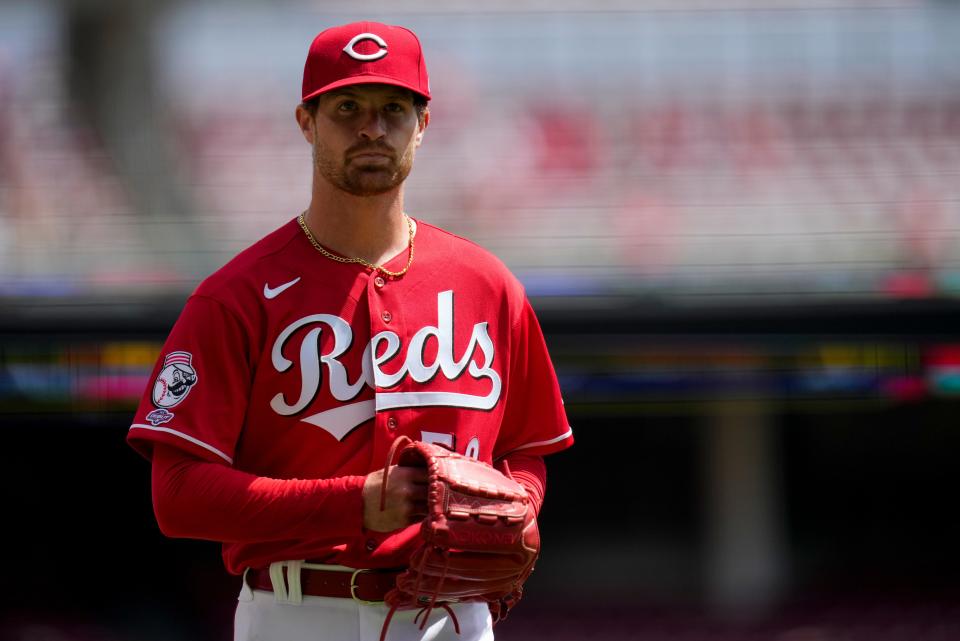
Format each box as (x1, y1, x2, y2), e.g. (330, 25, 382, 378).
(378, 437, 539, 639)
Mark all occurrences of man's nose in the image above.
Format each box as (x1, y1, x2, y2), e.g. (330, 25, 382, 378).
(358, 110, 386, 140)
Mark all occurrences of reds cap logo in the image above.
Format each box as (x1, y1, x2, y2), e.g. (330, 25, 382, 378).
(343, 32, 388, 61)
(152, 351, 199, 408)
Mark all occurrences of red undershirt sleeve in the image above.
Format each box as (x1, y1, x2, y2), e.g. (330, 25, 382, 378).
(500, 453, 546, 515)
(151, 444, 366, 543)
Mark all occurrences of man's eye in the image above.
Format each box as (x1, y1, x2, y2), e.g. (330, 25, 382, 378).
(338, 101, 358, 112)
(384, 103, 405, 113)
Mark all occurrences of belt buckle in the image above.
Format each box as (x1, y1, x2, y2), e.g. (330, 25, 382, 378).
(350, 568, 384, 605)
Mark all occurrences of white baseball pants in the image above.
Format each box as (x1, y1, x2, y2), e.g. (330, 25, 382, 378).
(234, 563, 494, 641)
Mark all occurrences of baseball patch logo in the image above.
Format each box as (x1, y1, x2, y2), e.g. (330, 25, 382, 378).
(152, 351, 199, 408)
(146, 409, 175, 426)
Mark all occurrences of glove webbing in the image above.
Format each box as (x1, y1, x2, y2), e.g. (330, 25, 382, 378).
(379, 435, 413, 511)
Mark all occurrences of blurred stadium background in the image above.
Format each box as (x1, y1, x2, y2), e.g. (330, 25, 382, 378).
(3, 0, 960, 639)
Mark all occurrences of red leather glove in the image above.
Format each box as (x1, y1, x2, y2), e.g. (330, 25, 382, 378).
(379, 439, 539, 639)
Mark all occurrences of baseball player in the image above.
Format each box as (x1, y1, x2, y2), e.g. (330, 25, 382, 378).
(128, 21, 573, 641)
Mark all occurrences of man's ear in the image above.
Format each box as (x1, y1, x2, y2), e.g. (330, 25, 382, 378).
(295, 104, 315, 145)
(415, 108, 430, 146)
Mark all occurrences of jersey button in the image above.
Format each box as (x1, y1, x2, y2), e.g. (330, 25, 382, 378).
(374, 276, 386, 288)
(365, 539, 377, 551)
(381, 310, 393, 323)
(387, 417, 398, 430)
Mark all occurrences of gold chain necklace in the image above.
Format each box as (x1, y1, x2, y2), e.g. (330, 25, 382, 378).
(297, 211, 415, 278)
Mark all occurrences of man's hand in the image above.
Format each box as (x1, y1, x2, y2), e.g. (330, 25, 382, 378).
(380, 440, 541, 627)
(362, 465, 428, 532)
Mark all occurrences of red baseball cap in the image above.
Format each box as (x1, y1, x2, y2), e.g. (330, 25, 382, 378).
(302, 21, 431, 103)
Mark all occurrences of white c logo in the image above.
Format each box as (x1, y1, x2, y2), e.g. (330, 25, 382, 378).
(343, 33, 388, 61)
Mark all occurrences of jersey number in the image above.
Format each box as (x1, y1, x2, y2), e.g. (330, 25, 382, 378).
(419, 431, 481, 460)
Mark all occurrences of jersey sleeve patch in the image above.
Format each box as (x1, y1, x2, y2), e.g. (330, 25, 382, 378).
(152, 351, 199, 408)
(145, 408, 175, 425)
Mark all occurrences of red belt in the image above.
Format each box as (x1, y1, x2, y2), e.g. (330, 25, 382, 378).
(247, 566, 401, 603)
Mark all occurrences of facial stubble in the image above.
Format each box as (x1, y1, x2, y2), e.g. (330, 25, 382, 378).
(312, 125, 416, 197)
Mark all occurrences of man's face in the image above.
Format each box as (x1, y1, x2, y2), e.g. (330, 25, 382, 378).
(301, 84, 427, 197)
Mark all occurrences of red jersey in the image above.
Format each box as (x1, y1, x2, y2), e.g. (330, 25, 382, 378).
(128, 217, 573, 574)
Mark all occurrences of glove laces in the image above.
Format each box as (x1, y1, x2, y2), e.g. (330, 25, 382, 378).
(379, 601, 461, 641)
(377, 435, 461, 641)
(380, 435, 414, 511)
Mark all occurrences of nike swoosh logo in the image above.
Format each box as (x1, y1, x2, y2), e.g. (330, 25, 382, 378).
(263, 277, 301, 299)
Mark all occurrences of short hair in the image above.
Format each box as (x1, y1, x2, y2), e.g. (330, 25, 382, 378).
(301, 92, 429, 122)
